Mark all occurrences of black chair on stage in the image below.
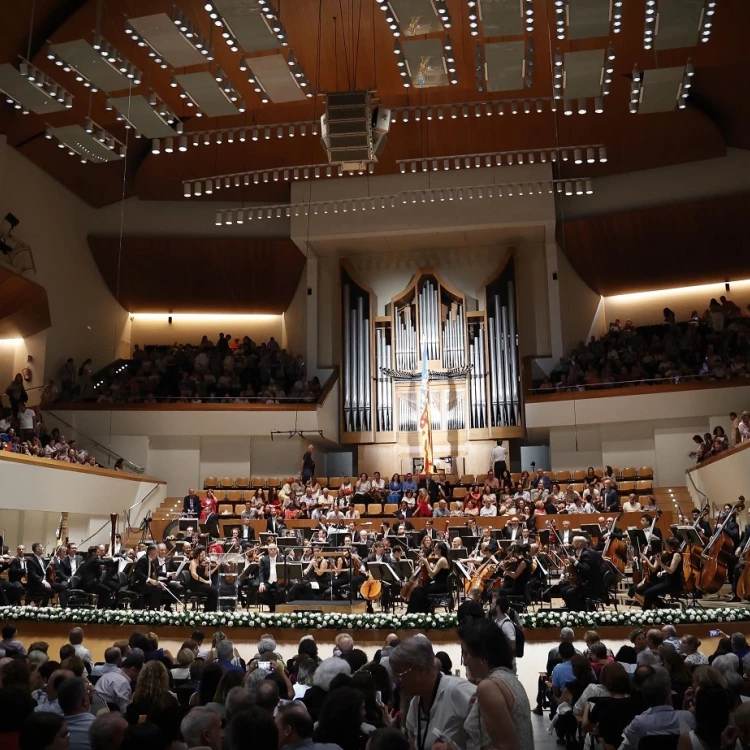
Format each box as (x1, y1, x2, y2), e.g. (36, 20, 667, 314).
(66, 576, 97, 609)
(180, 569, 209, 610)
(428, 573, 456, 613)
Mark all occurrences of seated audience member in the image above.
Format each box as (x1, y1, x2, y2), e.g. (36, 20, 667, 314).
(18, 712, 68, 750)
(180, 706, 224, 750)
(619, 666, 695, 750)
(57, 677, 96, 750)
(89, 713, 128, 750)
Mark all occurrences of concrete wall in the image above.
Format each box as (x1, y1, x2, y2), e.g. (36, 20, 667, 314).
(688, 444, 750, 508)
(0, 453, 165, 548)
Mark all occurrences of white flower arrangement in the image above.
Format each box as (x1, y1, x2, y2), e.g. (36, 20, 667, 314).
(0, 606, 458, 631)
(0, 605, 746, 631)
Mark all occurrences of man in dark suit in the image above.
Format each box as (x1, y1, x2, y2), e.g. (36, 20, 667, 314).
(365, 541, 393, 612)
(419, 519, 438, 541)
(503, 517, 524, 542)
(26, 543, 53, 607)
(602, 479, 619, 512)
(8, 545, 28, 586)
(258, 544, 286, 612)
(183, 488, 201, 516)
(77, 546, 113, 609)
(60, 542, 83, 580)
(691, 508, 712, 542)
(265, 509, 286, 536)
(238, 519, 256, 546)
(132, 545, 167, 610)
(559, 537, 605, 610)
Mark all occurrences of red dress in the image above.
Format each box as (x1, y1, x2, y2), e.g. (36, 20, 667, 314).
(415, 499, 433, 517)
(200, 495, 217, 521)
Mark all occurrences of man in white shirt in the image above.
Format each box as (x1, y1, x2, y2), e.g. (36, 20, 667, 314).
(504, 517, 522, 541)
(94, 648, 140, 712)
(393, 636, 475, 750)
(622, 493, 641, 512)
(480, 499, 497, 517)
(259, 544, 285, 612)
(490, 439, 508, 479)
(17, 402, 37, 442)
(558, 521, 573, 548)
(371, 471, 386, 500)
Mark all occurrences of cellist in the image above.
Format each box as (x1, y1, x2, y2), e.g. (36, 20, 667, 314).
(635, 537, 683, 610)
(690, 507, 712, 542)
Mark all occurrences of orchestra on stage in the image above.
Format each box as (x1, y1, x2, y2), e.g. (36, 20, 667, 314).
(2, 495, 749, 613)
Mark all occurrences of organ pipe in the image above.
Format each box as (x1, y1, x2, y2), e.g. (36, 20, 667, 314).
(506, 281, 519, 425)
(343, 284, 352, 431)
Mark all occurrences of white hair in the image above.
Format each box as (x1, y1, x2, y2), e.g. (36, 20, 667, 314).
(312, 657, 351, 691)
(258, 636, 277, 655)
(560, 627, 575, 642)
(390, 636, 435, 674)
(180, 707, 218, 746)
(713, 653, 740, 675)
(636, 649, 662, 667)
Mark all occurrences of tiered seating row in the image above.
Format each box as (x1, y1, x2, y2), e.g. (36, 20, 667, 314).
(203, 467, 655, 493)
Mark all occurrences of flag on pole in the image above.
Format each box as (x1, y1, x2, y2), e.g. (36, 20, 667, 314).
(418, 343, 434, 473)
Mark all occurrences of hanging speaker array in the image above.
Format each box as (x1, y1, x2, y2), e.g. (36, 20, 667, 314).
(340, 263, 521, 439)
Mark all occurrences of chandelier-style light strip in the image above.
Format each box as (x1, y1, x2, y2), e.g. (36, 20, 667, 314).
(46, 35, 142, 91)
(213, 177, 594, 225)
(396, 144, 607, 173)
(150, 92, 602, 153)
(181, 162, 376, 197)
(17, 58, 74, 110)
(106, 89, 179, 136)
(629, 62, 694, 113)
(556, 0, 622, 40)
(377, 0, 452, 38)
(168, 69, 246, 117)
(699, 0, 718, 43)
(45, 118, 127, 162)
(125, 10, 215, 68)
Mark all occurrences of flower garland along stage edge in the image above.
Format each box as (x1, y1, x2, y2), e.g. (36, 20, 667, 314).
(1, 606, 749, 631)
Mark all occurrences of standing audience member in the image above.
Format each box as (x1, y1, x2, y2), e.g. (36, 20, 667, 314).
(390, 636, 475, 750)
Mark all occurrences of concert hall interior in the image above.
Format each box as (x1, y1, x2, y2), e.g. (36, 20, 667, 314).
(1, 0, 750, 748)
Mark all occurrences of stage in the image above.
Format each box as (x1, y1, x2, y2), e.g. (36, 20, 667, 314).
(2, 600, 750, 645)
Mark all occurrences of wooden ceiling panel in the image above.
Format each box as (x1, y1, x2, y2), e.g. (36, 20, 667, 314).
(558, 192, 750, 296)
(88, 235, 306, 313)
(0, 266, 52, 339)
(0, 0, 746, 206)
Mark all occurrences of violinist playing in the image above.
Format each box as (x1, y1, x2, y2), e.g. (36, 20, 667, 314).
(494, 543, 532, 597)
(406, 540, 450, 614)
(188, 546, 219, 611)
(635, 537, 683, 610)
(330, 543, 366, 601)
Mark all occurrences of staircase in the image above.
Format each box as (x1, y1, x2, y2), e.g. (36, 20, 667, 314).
(123, 496, 183, 546)
(653, 485, 694, 520)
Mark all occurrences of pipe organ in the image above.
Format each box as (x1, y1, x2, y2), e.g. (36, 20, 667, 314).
(340, 261, 522, 442)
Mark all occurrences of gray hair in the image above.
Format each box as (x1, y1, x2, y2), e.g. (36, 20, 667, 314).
(181, 707, 219, 746)
(662, 625, 677, 638)
(731, 632, 748, 651)
(636, 649, 662, 667)
(312, 657, 351, 691)
(296, 655, 317, 686)
(389, 636, 435, 675)
(216, 640, 234, 660)
(560, 627, 575, 642)
(725, 670, 744, 697)
(258, 636, 277, 655)
(225, 686, 254, 720)
(89, 713, 128, 750)
(28, 650, 48, 669)
(640, 665, 672, 707)
(244, 668, 269, 691)
(713, 653, 739, 675)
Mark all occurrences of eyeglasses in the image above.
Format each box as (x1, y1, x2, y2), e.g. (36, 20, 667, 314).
(394, 667, 413, 681)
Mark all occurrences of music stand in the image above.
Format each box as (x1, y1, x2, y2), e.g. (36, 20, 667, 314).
(279, 561, 304, 585)
(448, 547, 467, 562)
(676, 527, 702, 546)
(259, 533, 276, 545)
(396, 560, 414, 580)
(276, 537, 297, 549)
(627, 528, 647, 549)
(389, 536, 410, 552)
(450, 526, 468, 538)
(581, 524, 602, 539)
(463, 535, 480, 551)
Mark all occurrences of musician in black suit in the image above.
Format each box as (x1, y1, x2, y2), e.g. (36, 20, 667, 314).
(559, 537, 605, 610)
(132, 545, 168, 610)
(0, 553, 22, 605)
(26, 543, 53, 607)
(258, 544, 286, 612)
(690, 508, 712, 542)
(77, 546, 113, 609)
(419, 519, 438, 542)
(155, 543, 183, 603)
(265, 510, 286, 536)
(47, 546, 70, 607)
(236, 519, 256, 546)
(183, 489, 201, 516)
(596, 517, 625, 552)
(502, 517, 524, 542)
(60, 543, 83, 581)
(365, 541, 393, 612)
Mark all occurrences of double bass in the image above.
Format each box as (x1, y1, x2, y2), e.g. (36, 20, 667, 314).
(735, 533, 750, 601)
(682, 506, 708, 594)
(699, 498, 745, 594)
(602, 512, 627, 576)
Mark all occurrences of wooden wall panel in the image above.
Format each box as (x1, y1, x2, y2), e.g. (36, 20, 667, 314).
(558, 192, 750, 296)
(88, 236, 306, 313)
(0, 266, 52, 338)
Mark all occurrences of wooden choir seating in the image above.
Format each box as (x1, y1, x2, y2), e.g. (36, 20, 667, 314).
(203, 467, 654, 494)
(212, 510, 674, 540)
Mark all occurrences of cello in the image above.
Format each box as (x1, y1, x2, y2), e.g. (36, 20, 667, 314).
(699, 498, 745, 594)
